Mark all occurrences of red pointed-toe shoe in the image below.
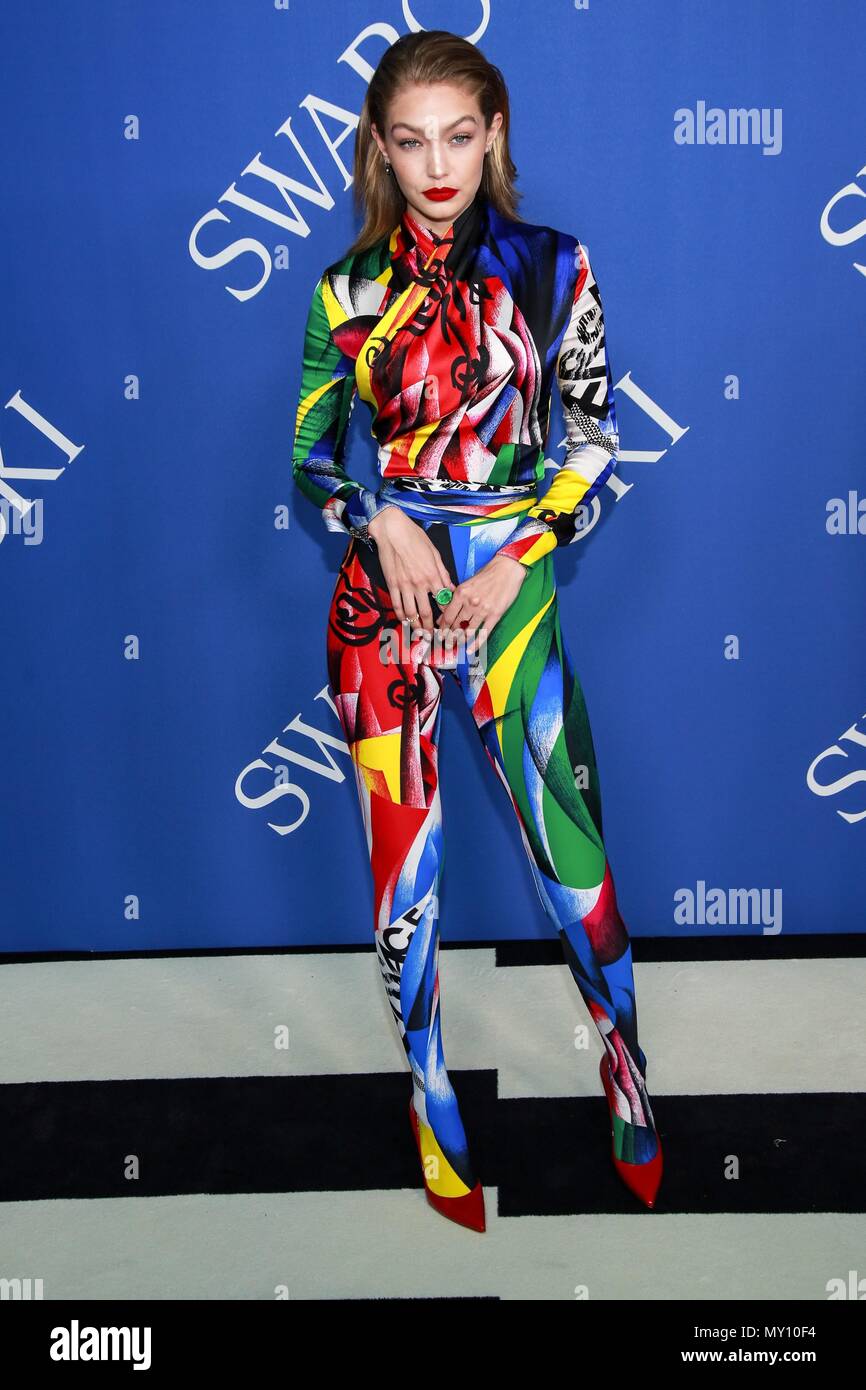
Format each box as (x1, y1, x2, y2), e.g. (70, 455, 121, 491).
(599, 1053, 664, 1210)
(408, 1097, 486, 1233)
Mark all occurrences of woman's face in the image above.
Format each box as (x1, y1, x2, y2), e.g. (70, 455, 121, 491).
(372, 82, 502, 236)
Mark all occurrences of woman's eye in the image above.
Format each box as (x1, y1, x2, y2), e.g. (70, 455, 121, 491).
(396, 133, 472, 149)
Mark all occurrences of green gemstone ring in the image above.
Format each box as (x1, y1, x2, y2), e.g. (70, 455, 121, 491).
(435, 587, 453, 606)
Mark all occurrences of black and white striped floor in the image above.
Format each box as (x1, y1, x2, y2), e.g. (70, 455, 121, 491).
(1, 935, 864, 1300)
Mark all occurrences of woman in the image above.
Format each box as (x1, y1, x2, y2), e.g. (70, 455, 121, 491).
(291, 29, 663, 1232)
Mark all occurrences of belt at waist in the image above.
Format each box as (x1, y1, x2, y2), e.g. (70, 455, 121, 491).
(385, 477, 536, 495)
(378, 477, 539, 523)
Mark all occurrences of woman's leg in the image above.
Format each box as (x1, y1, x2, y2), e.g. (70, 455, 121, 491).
(326, 536, 481, 1203)
(455, 548, 659, 1164)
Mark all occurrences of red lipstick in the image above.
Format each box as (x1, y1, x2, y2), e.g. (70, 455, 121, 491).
(423, 187, 458, 201)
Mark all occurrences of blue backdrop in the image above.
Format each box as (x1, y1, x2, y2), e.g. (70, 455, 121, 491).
(2, 0, 864, 951)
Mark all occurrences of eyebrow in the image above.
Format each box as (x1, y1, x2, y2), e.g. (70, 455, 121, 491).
(390, 114, 478, 134)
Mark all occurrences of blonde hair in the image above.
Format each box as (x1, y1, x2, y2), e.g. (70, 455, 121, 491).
(346, 29, 521, 256)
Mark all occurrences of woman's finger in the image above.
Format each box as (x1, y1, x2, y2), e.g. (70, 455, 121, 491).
(450, 585, 480, 626)
(465, 608, 492, 660)
(400, 587, 429, 640)
(437, 590, 464, 630)
(411, 585, 435, 635)
(390, 582, 411, 626)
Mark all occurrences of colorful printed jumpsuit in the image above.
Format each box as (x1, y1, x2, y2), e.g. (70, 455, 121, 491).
(291, 192, 659, 1208)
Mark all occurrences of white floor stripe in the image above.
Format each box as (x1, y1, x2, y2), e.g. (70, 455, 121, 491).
(1, 1195, 862, 1300)
(1, 953, 864, 1097)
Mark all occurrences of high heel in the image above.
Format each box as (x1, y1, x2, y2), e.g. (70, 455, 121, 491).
(408, 1096, 486, 1233)
(599, 1053, 664, 1210)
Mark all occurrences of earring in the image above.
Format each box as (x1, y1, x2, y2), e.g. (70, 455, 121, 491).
(383, 160, 392, 175)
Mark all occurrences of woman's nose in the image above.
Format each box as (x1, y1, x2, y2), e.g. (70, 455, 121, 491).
(426, 143, 447, 178)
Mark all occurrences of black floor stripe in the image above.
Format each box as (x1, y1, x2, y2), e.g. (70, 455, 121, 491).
(2, 1071, 862, 1214)
(495, 933, 866, 965)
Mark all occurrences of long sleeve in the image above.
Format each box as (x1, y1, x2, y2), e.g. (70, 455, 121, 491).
(291, 270, 397, 540)
(497, 241, 619, 569)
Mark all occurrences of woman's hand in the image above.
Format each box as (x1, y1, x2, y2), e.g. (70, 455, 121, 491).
(367, 505, 455, 636)
(435, 552, 529, 659)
